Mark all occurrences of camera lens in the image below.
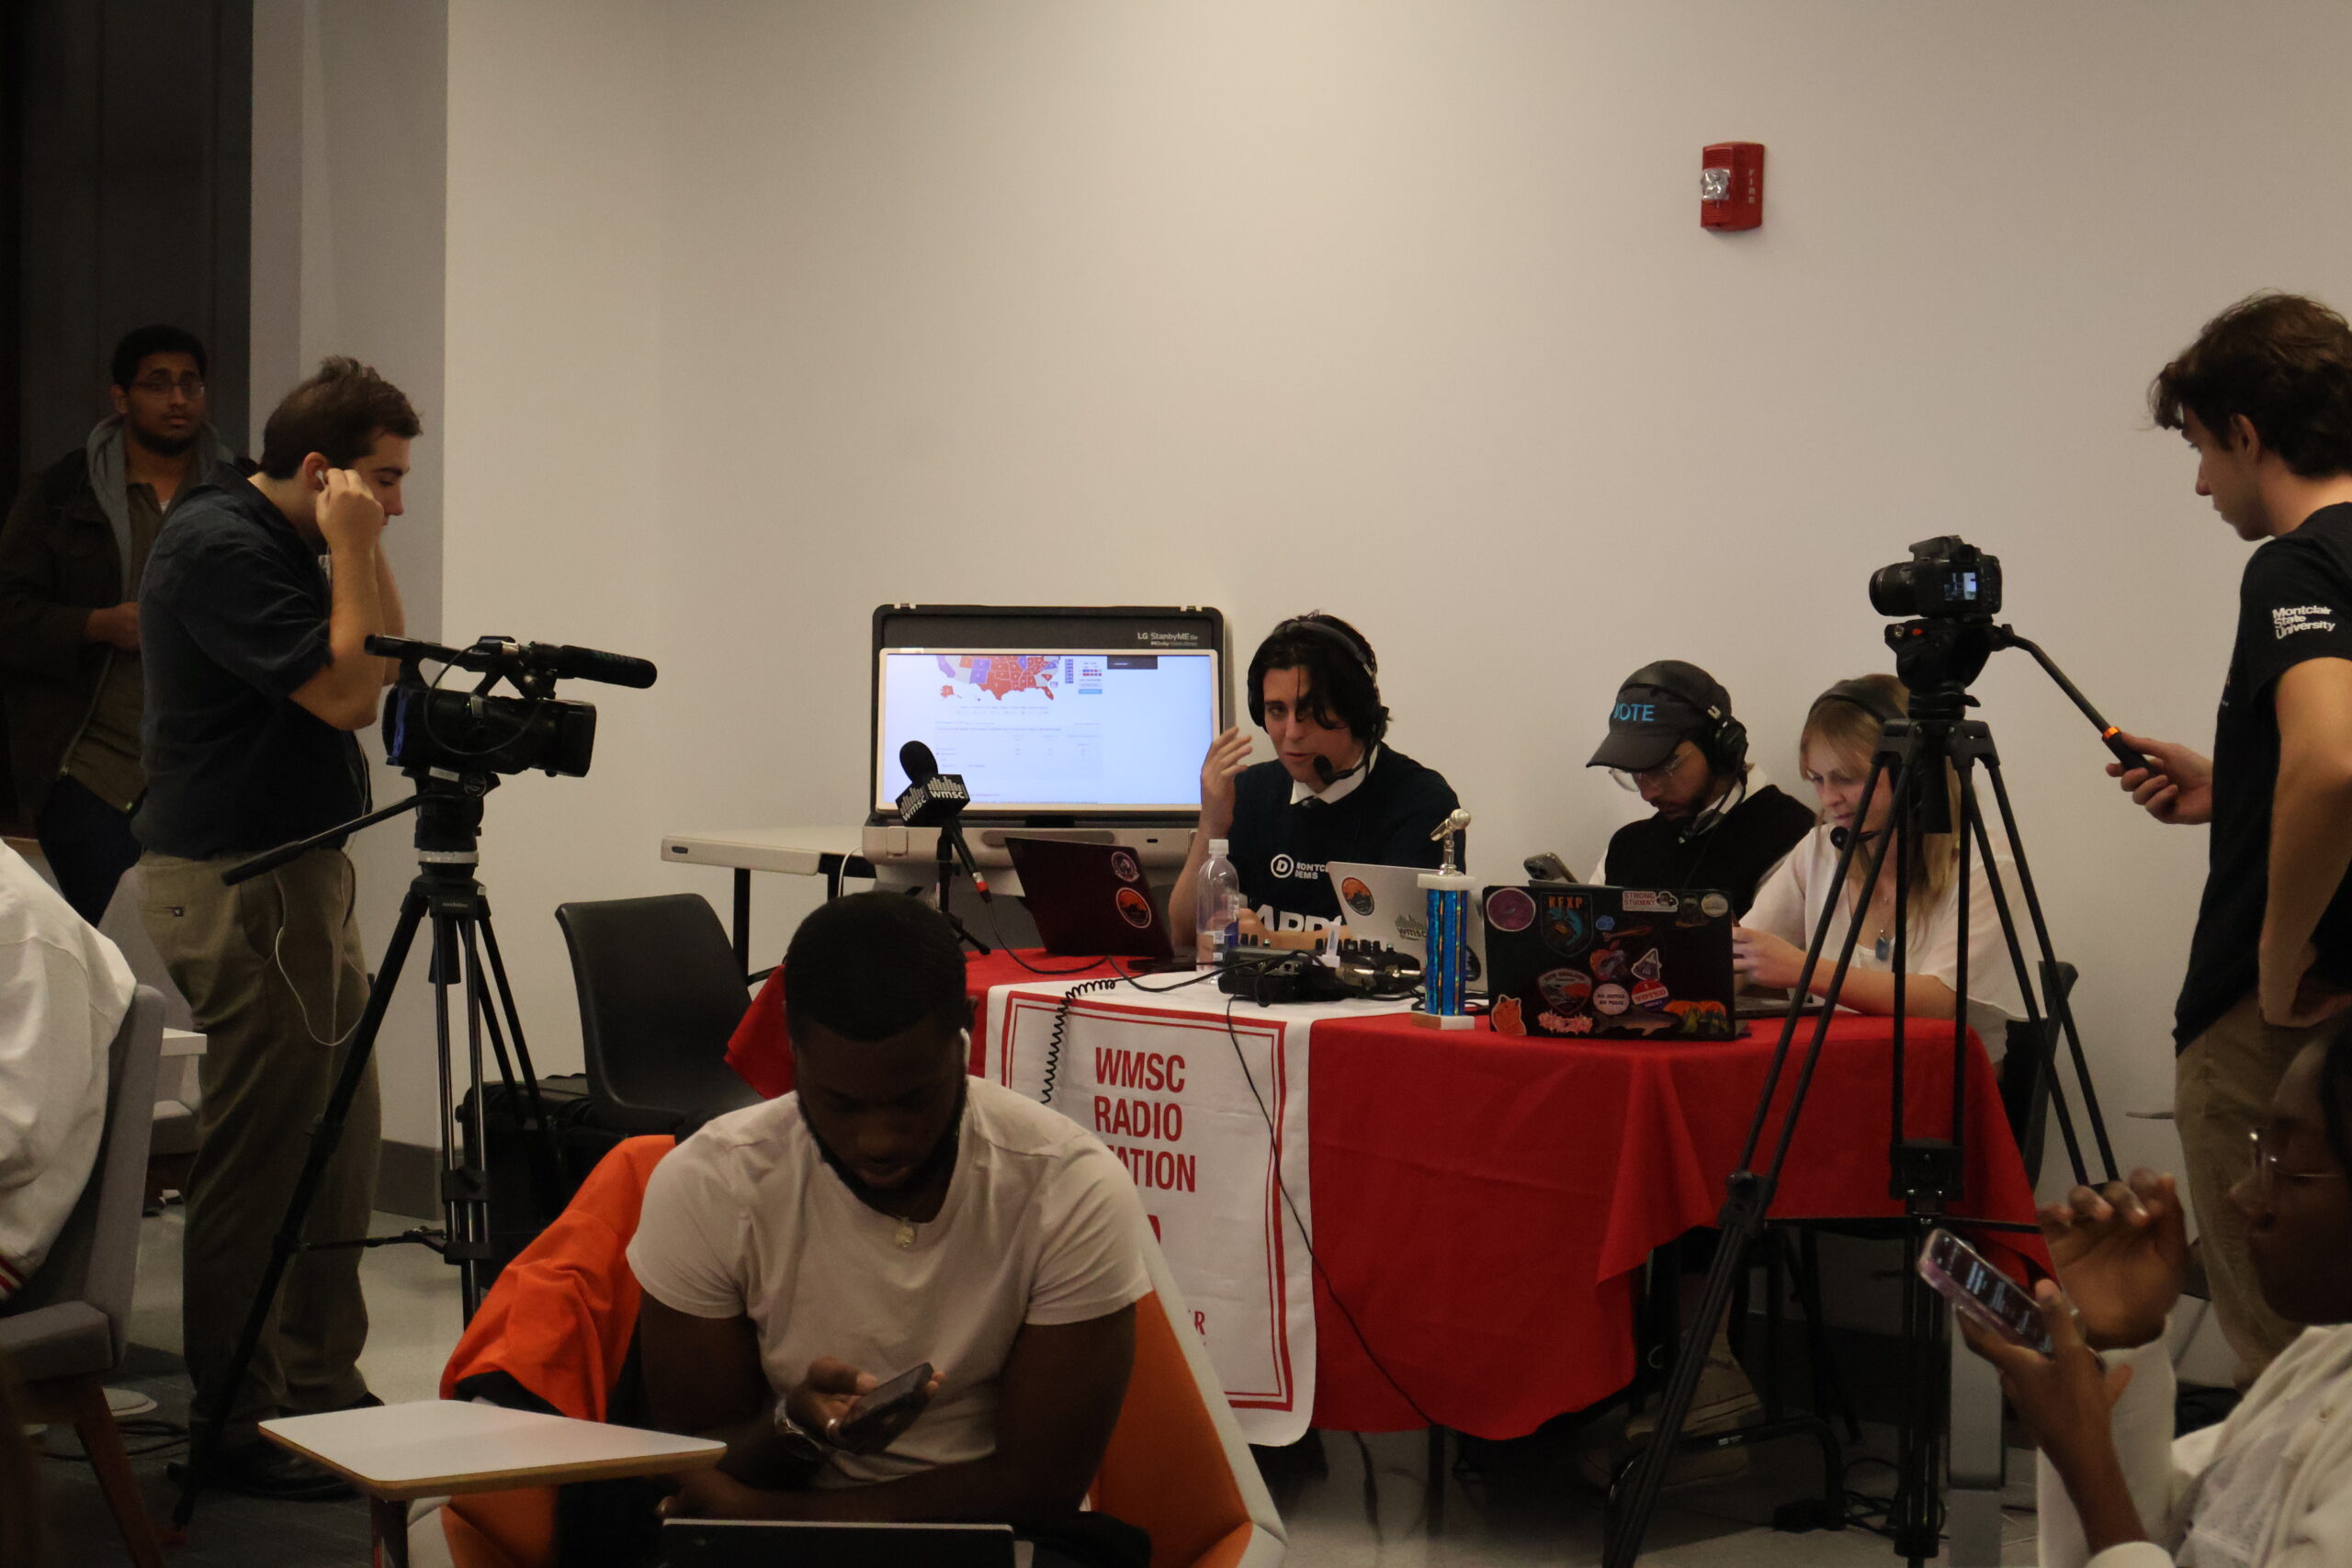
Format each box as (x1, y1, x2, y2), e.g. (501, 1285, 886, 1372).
(1868, 562, 1917, 617)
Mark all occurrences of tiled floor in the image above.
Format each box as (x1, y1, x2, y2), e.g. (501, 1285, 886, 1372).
(37, 1204, 2045, 1565)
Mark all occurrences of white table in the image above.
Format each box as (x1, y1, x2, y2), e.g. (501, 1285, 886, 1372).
(659, 828, 874, 969)
(261, 1400, 723, 1567)
(157, 1027, 205, 1118)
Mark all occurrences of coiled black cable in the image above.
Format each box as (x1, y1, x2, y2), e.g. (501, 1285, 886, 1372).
(1041, 976, 1117, 1105)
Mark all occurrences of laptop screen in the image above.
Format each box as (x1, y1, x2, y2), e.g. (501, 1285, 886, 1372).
(874, 647, 1220, 816)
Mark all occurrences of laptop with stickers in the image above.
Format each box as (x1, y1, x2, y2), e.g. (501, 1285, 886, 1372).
(1326, 860, 1486, 985)
(1480, 884, 1740, 1040)
(1005, 834, 1176, 960)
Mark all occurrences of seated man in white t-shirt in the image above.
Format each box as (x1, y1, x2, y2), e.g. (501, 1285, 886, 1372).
(1, 840, 136, 1302)
(1962, 1033, 2352, 1566)
(630, 891, 1150, 1546)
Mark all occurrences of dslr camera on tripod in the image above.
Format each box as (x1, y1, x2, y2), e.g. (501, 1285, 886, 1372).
(1868, 535, 2002, 620)
(373, 635, 656, 779)
(1869, 536, 2005, 703)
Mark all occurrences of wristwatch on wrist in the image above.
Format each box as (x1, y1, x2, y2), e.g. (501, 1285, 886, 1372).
(772, 1397, 832, 1463)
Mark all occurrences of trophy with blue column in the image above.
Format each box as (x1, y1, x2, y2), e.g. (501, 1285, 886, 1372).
(1413, 808, 1476, 1030)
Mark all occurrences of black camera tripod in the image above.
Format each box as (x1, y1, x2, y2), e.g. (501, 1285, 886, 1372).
(1603, 616, 2120, 1568)
(172, 771, 560, 1528)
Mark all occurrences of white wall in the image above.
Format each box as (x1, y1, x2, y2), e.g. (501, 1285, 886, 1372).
(437, 1, 2352, 1190)
(254, 0, 448, 1148)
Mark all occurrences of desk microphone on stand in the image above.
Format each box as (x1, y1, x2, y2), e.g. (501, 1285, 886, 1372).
(897, 741, 989, 900)
(898, 741, 993, 954)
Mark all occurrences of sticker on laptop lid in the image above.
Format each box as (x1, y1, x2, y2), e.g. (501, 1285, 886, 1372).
(1541, 896, 1590, 955)
(1114, 887, 1153, 929)
(1111, 851, 1141, 884)
(1623, 890, 1679, 914)
(1538, 967, 1593, 1012)
(1340, 876, 1377, 918)
(1486, 887, 1536, 932)
(1593, 983, 1631, 1016)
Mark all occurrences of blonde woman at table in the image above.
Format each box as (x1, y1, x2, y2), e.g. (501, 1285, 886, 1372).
(1732, 673, 2025, 1049)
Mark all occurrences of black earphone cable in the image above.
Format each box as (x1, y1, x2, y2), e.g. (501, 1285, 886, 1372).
(1219, 994, 1441, 1429)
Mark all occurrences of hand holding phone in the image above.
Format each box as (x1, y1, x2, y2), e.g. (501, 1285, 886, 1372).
(1918, 1228, 2052, 1355)
(827, 1361, 939, 1455)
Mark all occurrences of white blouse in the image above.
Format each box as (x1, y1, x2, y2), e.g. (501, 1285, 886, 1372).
(1743, 823, 2028, 1049)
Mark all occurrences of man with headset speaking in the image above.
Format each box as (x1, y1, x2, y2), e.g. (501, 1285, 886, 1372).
(1585, 660, 1814, 914)
(1169, 613, 1461, 938)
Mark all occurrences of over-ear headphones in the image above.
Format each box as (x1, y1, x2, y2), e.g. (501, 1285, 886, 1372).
(1620, 660, 1748, 780)
(1273, 615, 1376, 680)
(1247, 615, 1388, 748)
(1811, 677, 1906, 728)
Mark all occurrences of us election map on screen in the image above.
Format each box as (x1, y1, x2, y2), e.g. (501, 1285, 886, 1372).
(877, 649, 1216, 812)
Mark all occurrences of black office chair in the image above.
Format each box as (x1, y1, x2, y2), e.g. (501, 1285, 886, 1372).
(1998, 960, 2087, 1189)
(555, 894, 764, 1135)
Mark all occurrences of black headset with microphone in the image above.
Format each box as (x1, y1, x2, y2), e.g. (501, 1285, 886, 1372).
(1810, 676, 1906, 728)
(1808, 677, 1909, 850)
(1618, 661, 1750, 840)
(1250, 615, 1387, 787)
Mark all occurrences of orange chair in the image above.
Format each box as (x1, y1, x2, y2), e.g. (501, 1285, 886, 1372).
(1091, 1238, 1286, 1568)
(408, 1144, 1284, 1568)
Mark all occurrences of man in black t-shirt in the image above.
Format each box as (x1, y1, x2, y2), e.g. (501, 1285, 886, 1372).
(1169, 614, 1460, 935)
(136, 357, 419, 1499)
(1583, 660, 1814, 915)
(2110, 293, 2352, 1386)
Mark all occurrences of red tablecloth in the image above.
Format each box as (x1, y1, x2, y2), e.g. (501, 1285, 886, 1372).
(729, 951, 2049, 1438)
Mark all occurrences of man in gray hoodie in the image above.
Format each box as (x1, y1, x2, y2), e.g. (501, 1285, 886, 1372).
(0, 325, 245, 921)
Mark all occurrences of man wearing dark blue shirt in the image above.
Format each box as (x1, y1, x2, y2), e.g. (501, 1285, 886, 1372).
(1170, 614, 1459, 936)
(137, 356, 417, 1498)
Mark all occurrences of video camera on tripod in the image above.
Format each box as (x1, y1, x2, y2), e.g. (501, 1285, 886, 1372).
(373, 634, 656, 781)
(180, 632, 659, 1529)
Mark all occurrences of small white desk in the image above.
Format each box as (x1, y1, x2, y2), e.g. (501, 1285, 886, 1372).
(261, 1400, 723, 1567)
(158, 1027, 205, 1110)
(659, 828, 874, 969)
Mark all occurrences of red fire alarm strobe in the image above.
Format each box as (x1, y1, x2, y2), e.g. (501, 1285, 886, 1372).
(1701, 142, 1764, 231)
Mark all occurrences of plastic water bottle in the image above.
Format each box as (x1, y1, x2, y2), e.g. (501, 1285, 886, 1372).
(1194, 840, 1242, 969)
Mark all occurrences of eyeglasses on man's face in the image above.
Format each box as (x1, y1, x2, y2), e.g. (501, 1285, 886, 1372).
(131, 375, 206, 399)
(2247, 1125, 2348, 1206)
(1611, 742, 1699, 793)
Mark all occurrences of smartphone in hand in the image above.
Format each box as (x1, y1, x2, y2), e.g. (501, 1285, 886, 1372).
(1918, 1228, 2052, 1355)
(831, 1362, 935, 1454)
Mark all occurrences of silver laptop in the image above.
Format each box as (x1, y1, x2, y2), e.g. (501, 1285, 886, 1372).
(1327, 860, 1486, 981)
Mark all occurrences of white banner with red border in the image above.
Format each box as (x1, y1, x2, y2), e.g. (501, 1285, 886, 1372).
(982, 977, 1406, 1445)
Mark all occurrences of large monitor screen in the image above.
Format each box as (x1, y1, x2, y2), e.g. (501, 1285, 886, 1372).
(875, 648, 1219, 815)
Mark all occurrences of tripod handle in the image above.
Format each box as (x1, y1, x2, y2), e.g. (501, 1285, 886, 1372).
(2005, 632, 2151, 773)
(2098, 727, 2151, 774)
(220, 794, 423, 886)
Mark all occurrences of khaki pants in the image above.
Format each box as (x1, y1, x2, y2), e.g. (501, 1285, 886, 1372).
(2176, 990, 2348, 1387)
(141, 847, 379, 1435)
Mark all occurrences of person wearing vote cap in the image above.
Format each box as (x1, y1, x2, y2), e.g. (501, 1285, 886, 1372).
(1585, 660, 1814, 916)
